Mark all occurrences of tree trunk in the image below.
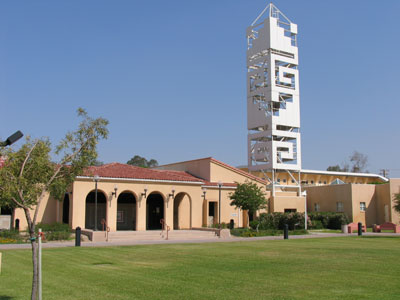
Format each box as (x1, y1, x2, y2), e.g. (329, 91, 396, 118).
(24, 208, 38, 300)
(30, 235, 38, 300)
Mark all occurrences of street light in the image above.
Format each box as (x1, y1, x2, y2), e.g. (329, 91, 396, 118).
(218, 181, 222, 227)
(93, 175, 100, 231)
(302, 190, 307, 230)
(0, 131, 23, 147)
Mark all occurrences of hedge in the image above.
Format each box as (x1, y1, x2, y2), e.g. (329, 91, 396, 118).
(251, 212, 349, 230)
(35, 222, 71, 241)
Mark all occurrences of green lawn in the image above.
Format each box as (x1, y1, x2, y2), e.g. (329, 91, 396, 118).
(1, 237, 400, 299)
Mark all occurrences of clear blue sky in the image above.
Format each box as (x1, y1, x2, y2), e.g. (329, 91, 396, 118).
(1, 1, 399, 177)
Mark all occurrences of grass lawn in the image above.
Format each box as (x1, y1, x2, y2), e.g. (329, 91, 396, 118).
(1, 237, 400, 299)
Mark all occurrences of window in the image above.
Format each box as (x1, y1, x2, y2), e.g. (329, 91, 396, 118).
(324, 181, 327, 184)
(277, 179, 281, 183)
(336, 202, 344, 212)
(314, 203, 320, 212)
(311, 180, 314, 184)
(318, 181, 322, 184)
(360, 202, 366, 212)
(292, 179, 295, 183)
(284, 209, 296, 213)
(283, 179, 287, 183)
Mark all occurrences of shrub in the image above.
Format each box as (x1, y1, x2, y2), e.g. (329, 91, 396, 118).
(0, 229, 23, 243)
(308, 212, 349, 230)
(257, 212, 305, 230)
(249, 220, 259, 230)
(230, 228, 308, 237)
(310, 220, 324, 229)
(35, 222, 71, 241)
(0, 229, 20, 239)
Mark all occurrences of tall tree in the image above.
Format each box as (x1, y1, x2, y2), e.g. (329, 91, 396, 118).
(326, 151, 368, 173)
(349, 151, 368, 173)
(0, 108, 108, 300)
(127, 155, 158, 168)
(229, 181, 266, 223)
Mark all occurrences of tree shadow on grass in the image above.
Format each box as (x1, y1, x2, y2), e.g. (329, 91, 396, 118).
(0, 296, 14, 300)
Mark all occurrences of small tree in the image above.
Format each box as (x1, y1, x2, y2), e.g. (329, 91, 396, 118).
(126, 155, 158, 168)
(394, 193, 400, 214)
(229, 181, 267, 225)
(0, 108, 108, 300)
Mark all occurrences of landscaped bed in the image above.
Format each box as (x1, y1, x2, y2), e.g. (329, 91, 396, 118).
(231, 228, 308, 237)
(0, 222, 71, 244)
(1, 237, 399, 299)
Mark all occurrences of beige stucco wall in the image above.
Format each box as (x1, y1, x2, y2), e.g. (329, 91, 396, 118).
(305, 184, 353, 220)
(350, 184, 376, 226)
(155, 158, 211, 181)
(389, 179, 400, 224)
(305, 181, 400, 226)
(13, 192, 59, 231)
(270, 196, 305, 213)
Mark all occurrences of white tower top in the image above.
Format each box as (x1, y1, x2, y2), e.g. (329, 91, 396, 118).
(247, 3, 301, 188)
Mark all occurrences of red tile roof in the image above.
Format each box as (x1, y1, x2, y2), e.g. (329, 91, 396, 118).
(82, 163, 204, 183)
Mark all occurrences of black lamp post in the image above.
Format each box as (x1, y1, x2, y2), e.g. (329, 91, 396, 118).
(93, 175, 100, 231)
(218, 181, 222, 227)
(0, 131, 23, 147)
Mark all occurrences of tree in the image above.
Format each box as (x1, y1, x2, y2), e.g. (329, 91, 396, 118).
(326, 164, 349, 172)
(326, 151, 368, 173)
(127, 155, 158, 168)
(394, 193, 400, 214)
(349, 151, 368, 173)
(229, 181, 267, 223)
(0, 108, 108, 300)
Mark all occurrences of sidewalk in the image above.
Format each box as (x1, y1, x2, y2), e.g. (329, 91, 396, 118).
(1, 232, 398, 250)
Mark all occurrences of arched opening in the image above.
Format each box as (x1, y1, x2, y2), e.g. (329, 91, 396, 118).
(117, 192, 137, 231)
(173, 192, 191, 230)
(146, 192, 164, 230)
(85, 190, 107, 230)
(62, 194, 70, 225)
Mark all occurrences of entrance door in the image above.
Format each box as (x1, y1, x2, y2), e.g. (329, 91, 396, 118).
(146, 193, 164, 230)
(208, 202, 216, 226)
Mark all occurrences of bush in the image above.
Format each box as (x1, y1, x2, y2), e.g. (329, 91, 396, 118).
(0, 229, 23, 244)
(35, 222, 71, 241)
(308, 212, 349, 230)
(249, 220, 259, 230)
(310, 220, 324, 229)
(0, 229, 20, 239)
(257, 212, 305, 230)
(230, 228, 308, 237)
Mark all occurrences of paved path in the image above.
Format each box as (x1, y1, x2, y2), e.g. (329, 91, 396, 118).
(1, 232, 399, 250)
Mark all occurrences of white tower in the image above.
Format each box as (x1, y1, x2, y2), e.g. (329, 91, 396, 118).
(247, 3, 301, 194)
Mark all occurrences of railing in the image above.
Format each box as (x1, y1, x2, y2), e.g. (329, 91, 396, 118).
(160, 219, 170, 240)
(101, 219, 110, 242)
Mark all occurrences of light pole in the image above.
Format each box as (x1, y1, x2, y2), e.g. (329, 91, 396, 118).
(302, 190, 307, 230)
(93, 175, 100, 231)
(218, 181, 222, 227)
(0, 130, 23, 147)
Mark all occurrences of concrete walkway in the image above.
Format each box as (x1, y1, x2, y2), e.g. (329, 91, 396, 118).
(1, 231, 399, 250)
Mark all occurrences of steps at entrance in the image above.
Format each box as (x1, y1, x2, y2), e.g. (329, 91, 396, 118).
(107, 230, 218, 242)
